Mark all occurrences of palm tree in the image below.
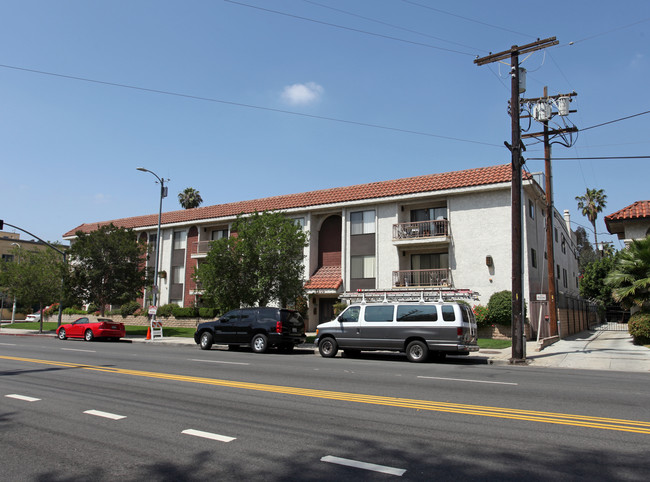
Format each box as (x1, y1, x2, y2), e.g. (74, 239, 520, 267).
(605, 236, 650, 310)
(178, 187, 203, 209)
(575, 188, 607, 247)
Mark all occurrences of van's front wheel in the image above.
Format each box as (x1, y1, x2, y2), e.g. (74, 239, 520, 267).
(318, 337, 338, 358)
(406, 340, 428, 363)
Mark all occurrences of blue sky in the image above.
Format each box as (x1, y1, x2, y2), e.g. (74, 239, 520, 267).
(1, 1, 648, 249)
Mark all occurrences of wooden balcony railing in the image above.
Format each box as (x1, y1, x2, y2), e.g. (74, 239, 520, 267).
(392, 220, 449, 240)
(392, 269, 451, 288)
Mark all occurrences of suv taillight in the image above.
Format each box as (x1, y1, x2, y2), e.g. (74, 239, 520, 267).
(276, 321, 282, 333)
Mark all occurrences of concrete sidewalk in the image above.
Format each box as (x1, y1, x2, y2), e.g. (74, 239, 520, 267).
(2, 326, 649, 372)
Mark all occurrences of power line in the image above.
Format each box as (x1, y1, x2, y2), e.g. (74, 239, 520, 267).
(0, 63, 501, 147)
(223, 0, 475, 56)
(580, 110, 650, 131)
(300, 0, 484, 52)
(527, 156, 650, 161)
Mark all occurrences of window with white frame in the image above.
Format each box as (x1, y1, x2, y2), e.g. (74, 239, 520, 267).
(351, 255, 375, 278)
(173, 230, 187, 250)
(350, 210, 375, 235)
(172, 266, 185, 284)
(211, 229, 228, 241)
(528, 200, 535, 219)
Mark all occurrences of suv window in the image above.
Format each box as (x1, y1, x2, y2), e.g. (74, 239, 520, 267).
(364, 305, 394, 322)
(339, 306, 360, 322)
(397, 305, 438, 322)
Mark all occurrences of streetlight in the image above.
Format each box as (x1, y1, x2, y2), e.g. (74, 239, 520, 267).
(136, 167, 169, 319)
(10, 242, 20, 323)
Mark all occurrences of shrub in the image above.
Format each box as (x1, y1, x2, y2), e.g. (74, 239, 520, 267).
(86, 303, 99, 314)
(473, 304, 489, 327)
(487, 290, 512, 326)
(333, 302, 348, 316)
(198, 307, 218, 318)
(62, 307, 87, 315)
(628, 311, 650, 345)
(120, 301, 142, 318)
(156, 303, 175, 318)
(172, 305, 198, 318)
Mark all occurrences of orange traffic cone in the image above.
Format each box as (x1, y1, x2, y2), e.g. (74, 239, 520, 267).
(145, 327, 151, 340)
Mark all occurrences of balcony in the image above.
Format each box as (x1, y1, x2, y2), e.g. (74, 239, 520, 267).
(191, 240, 212, 258)
(392, 220, 449, 246)
(392, 268, 451, 288)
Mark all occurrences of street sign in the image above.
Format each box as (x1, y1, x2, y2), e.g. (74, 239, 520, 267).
(536, 294, 547, 301)
(148, 305, 157, 315)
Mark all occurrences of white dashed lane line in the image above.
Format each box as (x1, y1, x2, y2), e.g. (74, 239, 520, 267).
(61, 348, 96, 353)
(83, 410, 127, 420)
(5, 394, 41, 402)
(182, 429, 236, 443)
(321, 455, 406, 476)
(417, 375, 518, 386)
(188, 358, 250, 366)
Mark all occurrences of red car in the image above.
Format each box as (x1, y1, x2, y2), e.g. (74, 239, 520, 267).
(56, 317, 126, 342)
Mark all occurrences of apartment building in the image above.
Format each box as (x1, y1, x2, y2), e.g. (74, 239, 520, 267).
(63, 164, 580, 331)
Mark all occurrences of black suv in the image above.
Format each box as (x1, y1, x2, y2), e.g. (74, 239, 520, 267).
(194, 307, 306, 353)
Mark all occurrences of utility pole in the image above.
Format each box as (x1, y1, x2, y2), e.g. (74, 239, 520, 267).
(474, 37, 558, 363)
(520, 88, 578, 338)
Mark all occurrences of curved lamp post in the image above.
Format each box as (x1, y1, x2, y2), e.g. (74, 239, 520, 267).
(136, 168, 168, 319)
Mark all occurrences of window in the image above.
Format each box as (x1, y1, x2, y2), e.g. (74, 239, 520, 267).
(531, 248, 537, 269)
(172, 266, 185, 284)
(411, 207, 447, 222)
(211, 229, 228, 240)
(561, 234, 566, 254)
(2, 254, 14, 262)
(528, 200, 535, 219)
(557, 264, 561, 278)
(365, 305, 394, 322)
(441, 305, 456, 321)
(173, 230, 186, 250)
(351, 255, 375, 278)
(411, 253, 448, 270)
(562, 268, 568, 288)
(397, 305, 438, 322)
(339, 306, 360, 322)
(292, 217, 305, 229)
(555, 228, 558, 242)
(350, 210, 375, 235)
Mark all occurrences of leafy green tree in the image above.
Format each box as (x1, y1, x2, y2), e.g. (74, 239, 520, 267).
(605, 236, 650, 310)
(575, 226, 597, 272)
(575, 188, 607, 247)
(195, 211, 308, 312)
(66, 224, 147, 316)
(486, 290, 512, 326)
(580, 256, 615, 305)
(178, 187, 203, 209)
(0, 247, 63, 333)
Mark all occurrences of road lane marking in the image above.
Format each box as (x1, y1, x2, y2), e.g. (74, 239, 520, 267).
(189, 358, 250, 366)
(6, 394, 41, 402)
(321, 455, 406, 476)
(61, 348, 96, 353)
(83, 410, 126, 420)
(0, 343, 17, 346)
(3, 355, 650, 435)
(182, 429, 236, 442)
(418, 376, 518, 386)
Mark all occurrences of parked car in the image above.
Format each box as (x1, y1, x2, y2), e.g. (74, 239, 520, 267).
(25, 313, 41, 322)
(194, 307, 306, 353)
(315, 301, 479, 362)
(56, 317, 126, 342)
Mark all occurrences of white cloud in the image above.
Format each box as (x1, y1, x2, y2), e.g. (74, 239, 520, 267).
(93, 193, 110, 204)
(281, 82, 324, 106)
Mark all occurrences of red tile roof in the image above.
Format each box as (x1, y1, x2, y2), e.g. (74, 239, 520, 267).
(64, 164, 519, 237)
(304, 266, 342, 290)
(605, 201, 650, 235)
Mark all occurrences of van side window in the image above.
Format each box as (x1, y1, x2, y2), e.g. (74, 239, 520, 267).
(441, 305, 456, 321)
(397, 305, 438, 322)
(364, 305, 394, 322)
(339, 306, 360, 322)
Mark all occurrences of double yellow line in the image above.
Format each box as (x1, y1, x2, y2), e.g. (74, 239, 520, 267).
(3, 354, 650, 435)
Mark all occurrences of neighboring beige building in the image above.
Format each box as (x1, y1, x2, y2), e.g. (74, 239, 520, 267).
(605, 201, 650, 245)
(64, 164, 580, 331)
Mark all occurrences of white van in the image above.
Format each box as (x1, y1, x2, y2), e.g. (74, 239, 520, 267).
(315, 301, 478, 363)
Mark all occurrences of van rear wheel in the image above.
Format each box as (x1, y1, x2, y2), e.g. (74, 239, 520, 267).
(406, 340, 428, 363)
(319, 337, 338, 358)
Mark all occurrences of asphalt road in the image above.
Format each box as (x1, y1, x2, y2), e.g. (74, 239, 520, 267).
(2, 336, 650, 481)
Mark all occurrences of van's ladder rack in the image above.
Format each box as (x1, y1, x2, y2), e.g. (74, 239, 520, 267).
(339, 288, 479, 304)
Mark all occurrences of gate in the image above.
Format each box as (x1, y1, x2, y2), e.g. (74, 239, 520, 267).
(593, 307, 630, 332)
